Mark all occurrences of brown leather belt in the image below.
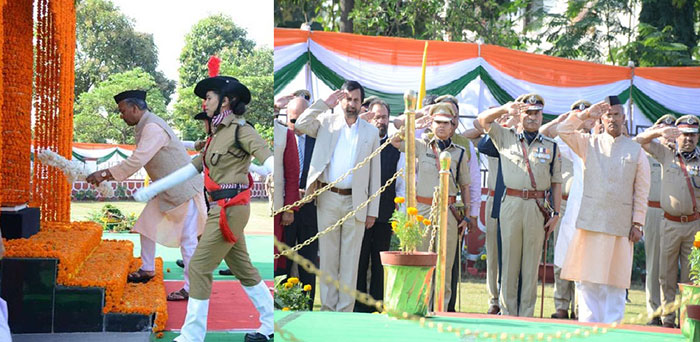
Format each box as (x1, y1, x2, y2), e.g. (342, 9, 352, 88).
(648, 201, 661, 209)
(319, 182, 352, 195)
(664, 212, 700, 223)
(505, 188, 546, 200)
(417, 195, 456, 206)
(562, 194, 569, 201)
(488, 189, 495, 197)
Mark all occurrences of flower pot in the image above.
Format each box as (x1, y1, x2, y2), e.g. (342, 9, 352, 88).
(380, 251, 437, 317)
(678, 283, 700, 338)
(685, 305, 700, 341)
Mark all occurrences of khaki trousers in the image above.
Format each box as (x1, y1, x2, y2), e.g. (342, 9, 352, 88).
(317, 191, 365, 312)
(499, 196, 546, 317)
(485, 196, 500, 307)
(643, 207, 663, 316)
(417, 202, 458, 310)
(189, 203, 261, 299)
(553, 200, 575, 312)
(659, 217, 700, 324)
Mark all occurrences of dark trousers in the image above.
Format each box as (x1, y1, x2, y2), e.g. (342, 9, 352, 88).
(354, 221, 393, 312)
(448, 237, 462, 312)
(278, 202, 318, 310)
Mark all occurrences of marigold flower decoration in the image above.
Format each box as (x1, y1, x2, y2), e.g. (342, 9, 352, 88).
(274, 275, 312, 311)
(689, 232, 700, 285)
(390, 198, 432, 253)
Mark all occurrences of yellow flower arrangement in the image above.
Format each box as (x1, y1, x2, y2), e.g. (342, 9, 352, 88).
(390, 199, 431, 253)
(304, 284, 312, 292)
(274, 275, 312, 311)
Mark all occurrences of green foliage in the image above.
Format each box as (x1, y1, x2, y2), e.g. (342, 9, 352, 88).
(75, 0, 174, 101)
(613, 24, 700, 66)
(87, 204, 137, 233)
(274, 0, 327, 29)
(474, 246, 487, 272)
(689, 234, 700, 285)
(273, 275, 312, 311)
(632, 241, 646, 284)
(73, 68, 168, 144)
(177, 14, 256, 88)
(390, 205, 429, 253)
(542, 0, 635, 64)
(349, 0, 444, 40)
(74, 189, 98, 201)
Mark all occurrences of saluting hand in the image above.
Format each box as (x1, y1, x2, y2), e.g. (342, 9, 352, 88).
(503, 101, 527, 117)
(584, 102, 610, 120)
(324, 90, 346, 109)
(416, 115, 433, 129)
(660, 126, 681, 141)
(359, 110, 375, 122)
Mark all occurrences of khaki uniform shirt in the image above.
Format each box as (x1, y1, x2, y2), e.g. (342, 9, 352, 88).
(192, 114, 272, 185)
(400, 136, 471, 198)
(646, 142, 700, 217)
(487, 122, 562, 190)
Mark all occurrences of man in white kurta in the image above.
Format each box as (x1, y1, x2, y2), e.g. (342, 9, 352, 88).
(557, 97, 650, 323)
(88, 90, 207, 300)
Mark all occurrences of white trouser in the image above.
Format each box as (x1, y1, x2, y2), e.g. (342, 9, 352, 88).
(141, 199, 199, 292)
(576, 281, 626, 323)
(0, 297, 10, 342)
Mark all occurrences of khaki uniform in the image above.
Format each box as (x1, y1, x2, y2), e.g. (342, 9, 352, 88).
(485, 156, 499, 307)
(487, 122, 562, 317)
(644, 154, 663, 316)
(646, 141, 700, 324)
(189, 114, 272, 299)
(553, 155, 575, 313)
(400, 135, 470, 309)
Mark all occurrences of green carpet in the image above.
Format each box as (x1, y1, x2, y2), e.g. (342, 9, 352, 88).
(274, 311, 684, 342)
(103, 232, 272, 280)
(151, 331, 246, 341)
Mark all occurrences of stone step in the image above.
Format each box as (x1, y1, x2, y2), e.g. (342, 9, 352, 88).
(109, 257, 168, 332)
(11, 332, 150, 342)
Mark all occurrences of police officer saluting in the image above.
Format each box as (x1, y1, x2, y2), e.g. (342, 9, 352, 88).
(476, 94, 563, 317)
(636, 114, 700, 328)
(133, 76, 275, 342)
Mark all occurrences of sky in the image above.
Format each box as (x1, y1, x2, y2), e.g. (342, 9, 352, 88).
(110, 0, 273, 84)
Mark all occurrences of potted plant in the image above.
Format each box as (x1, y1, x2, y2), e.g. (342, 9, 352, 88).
(680, 232, 700, 339)
(380, 196, 437, 317)
(273, 276, 313, 311)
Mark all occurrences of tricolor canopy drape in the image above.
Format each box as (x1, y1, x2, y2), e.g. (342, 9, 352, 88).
(274, 28, 700, 133)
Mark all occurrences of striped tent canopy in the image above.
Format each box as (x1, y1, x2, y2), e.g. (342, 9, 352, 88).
(274, 28, 700, 133)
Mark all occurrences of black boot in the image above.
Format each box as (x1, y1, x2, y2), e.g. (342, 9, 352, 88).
(245, 332, 273, 342)
(176, 259, 185, 268)
(219, 269, 233, 276)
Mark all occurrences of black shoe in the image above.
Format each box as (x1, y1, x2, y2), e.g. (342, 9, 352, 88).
(176, 259, 185, 268)
(219, 269, 233, 276)
(245, 332, 273, 342)
(646, 317, 662, 326)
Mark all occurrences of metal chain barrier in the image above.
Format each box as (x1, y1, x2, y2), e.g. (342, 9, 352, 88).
(274, 234, 699, 341)
(271, 128, 405, 217)
(426, 186, 439, 253)
(274, 167, 404, 259)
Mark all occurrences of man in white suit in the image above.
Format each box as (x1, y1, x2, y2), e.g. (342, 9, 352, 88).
(295, 81, 381, 312)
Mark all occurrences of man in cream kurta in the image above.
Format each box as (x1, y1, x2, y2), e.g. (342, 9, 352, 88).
(88, 90, 206, 300)
(557, 96, 650, 323)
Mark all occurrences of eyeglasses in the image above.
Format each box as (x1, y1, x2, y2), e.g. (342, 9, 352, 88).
(289, 119, 297, 123)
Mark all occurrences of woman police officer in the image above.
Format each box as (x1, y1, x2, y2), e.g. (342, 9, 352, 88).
(134, 76, 274, 342)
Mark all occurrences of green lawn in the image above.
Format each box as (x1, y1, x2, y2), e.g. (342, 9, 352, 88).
(311, 277, 651, 325)
(70, 198, 272, 234)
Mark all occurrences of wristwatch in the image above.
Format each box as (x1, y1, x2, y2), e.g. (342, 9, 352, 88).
(100, 171, 107, 178)
(551, 211, 559, 217)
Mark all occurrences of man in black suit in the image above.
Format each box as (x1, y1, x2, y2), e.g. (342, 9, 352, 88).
(354, 99, 403, 312)
(283, 96, 319, 310)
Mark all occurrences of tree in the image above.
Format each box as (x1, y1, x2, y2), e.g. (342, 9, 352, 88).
(541, 0, 635, 64)
(444, 0, 538, 48)
(75, 0, 175, 101)
(73, 68, 168, 144)
(172, 47, 274, 141)
(613, 23, 699, 66)
(177, 14, 256, 88)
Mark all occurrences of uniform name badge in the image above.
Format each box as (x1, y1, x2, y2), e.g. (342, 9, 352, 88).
(534, 147, 550, 163)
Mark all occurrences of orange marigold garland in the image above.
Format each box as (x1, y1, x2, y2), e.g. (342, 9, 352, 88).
(32, 0, 76, 223)
(112, 257, 169, 333)
(1, 0, 33, 206)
